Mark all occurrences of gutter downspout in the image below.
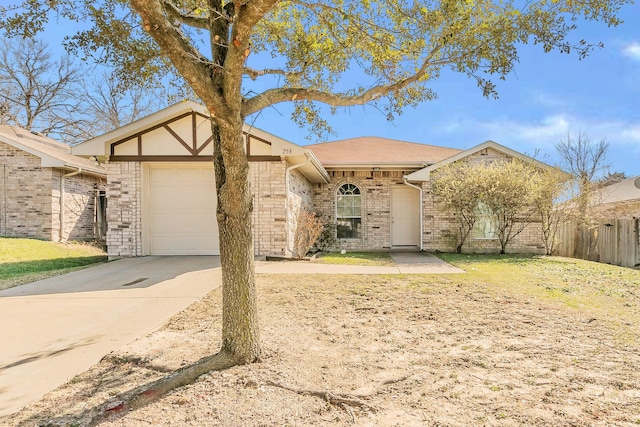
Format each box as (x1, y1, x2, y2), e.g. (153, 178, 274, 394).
(60, 168, 82, 242)
(403, 176, 423, 251)
(285, 152, 312, 257)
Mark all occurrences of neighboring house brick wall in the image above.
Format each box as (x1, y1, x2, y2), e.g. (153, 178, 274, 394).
(0, 141, 55, 239)
(594, 200, 640, 219)
(314, 170, 416, 251)
(106, 162, 142, 257)
(52, 170, 104, 241)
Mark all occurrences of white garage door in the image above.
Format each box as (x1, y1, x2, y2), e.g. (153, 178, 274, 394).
(146, 164, 219, 255)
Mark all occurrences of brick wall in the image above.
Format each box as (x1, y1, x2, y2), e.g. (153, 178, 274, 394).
(0, 142, 104, 242)
(594, 200, 640, 219)
(0, 141, 55, 239)
(249, 160, 314, 257)
(105, 162, 142, 257)
(103, 159, 309, 258)
(313, 169, 416, 251)
(286, 167, 314, 256)
(423, 149, 545, 254)
(249, 160, 287, 256)
(52, 171, 104, 241)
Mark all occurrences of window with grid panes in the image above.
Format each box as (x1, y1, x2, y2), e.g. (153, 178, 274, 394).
(336, 183, 361, 239)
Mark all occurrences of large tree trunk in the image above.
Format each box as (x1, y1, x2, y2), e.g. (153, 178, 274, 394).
(213, 117, 260, 364)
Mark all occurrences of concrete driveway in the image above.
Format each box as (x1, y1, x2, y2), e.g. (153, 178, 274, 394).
(0, 256, 221, 419)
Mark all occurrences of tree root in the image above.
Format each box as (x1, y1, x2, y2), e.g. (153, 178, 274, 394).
(87, 350, 238, 426)
(267, 373, 410, 413)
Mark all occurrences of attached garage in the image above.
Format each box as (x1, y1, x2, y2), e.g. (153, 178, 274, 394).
(72, 101, 329, 259)
(144, 163, 218, 255)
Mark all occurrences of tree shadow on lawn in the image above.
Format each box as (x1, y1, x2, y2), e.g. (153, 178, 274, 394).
(9, 352, 221, 426)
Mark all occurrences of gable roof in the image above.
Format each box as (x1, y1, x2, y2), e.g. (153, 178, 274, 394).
(308, 137, 463, 168)
(72, 100, 329, 183)
(405, 140, 556, 181)
(73, 100, 307, 158)
(72, 101, 206, 157)
(597, 176, 640, 204)
(0, 126, 105, 176)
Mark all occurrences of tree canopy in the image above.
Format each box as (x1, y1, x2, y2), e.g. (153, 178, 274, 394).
(0, 0, 629, 135)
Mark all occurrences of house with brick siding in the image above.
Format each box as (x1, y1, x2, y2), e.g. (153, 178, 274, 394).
(592, 176, 640, 219)
(0, 126, 106, 241)
(72, 101, 328, 258)
(72, 101, 549, 258)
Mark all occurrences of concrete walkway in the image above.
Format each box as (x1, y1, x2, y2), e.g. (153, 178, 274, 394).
(0, 256, 221, 419)
(255, 252, 464, 274)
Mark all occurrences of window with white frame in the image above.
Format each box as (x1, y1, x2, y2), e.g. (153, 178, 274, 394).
(336, 183, 361, 239)
(472, 201, 498, 239)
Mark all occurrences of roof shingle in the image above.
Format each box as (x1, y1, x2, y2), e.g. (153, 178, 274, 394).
(0, 126, 106, 176)
(308, 136, 462, 166)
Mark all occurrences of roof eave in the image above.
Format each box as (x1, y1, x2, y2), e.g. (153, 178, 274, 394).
(1, 134, 106, 176)
(320, 162, 433, 169)
(286, 150, 330, 184)
(305, 150, 330, 183)
(405, 140, 565, 182)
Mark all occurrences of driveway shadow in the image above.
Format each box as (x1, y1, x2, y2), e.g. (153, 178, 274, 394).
(0, 336, 101, 372)
(0, 256, 221, 297)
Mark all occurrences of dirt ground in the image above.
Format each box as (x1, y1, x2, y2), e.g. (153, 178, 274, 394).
(6, 266, 640, 426)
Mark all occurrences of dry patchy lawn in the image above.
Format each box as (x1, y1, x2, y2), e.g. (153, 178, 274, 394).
(6, 255, 640, 426)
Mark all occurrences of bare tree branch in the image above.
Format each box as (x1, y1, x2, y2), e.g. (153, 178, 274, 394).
(0, 37, 86, 142)
(162, 0, 210, 29)
(243, 67, 300, 80)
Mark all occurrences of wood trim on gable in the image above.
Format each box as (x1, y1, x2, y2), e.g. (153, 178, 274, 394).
(247, 155, 281, 162)
(108, 114, 282, 163)
(110, 155, 214, 162)
(109, 111, 210, 158)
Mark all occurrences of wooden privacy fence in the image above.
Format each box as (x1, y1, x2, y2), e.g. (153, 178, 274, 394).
(555, 218, 640, 267)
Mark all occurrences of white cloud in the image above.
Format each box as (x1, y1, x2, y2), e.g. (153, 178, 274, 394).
(434, 114, 640, 148)
(621, 125, 640, 142)
(530, 91, 568, 109)
(622, 41, 640, 61)
(446, 114, 572, 148)
(477, 115, 640, 146)
(427, 114, 640, 173)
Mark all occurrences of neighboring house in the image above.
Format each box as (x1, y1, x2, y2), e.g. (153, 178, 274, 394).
(593, 176, 640, 219)
(0, 126, 106, 241)
(72, 101, 550, 258)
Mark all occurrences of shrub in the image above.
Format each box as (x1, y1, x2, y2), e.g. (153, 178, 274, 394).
(293, 210, 326, 258)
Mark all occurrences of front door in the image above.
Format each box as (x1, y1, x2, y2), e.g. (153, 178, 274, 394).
(390, 185, 420, 247)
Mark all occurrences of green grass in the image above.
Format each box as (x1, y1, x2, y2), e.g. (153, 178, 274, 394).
(312, 252, 640, 344)
(0, 238, 107, 290)
(316, 251, 395, 266)
(431, 253, 640, 340)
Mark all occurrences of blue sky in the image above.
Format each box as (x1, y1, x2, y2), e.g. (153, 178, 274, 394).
(38, 3, 639, 176)
(245, 3, 640, 177)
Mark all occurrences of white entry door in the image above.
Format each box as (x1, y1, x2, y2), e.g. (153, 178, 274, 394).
(145, 163, 219, 255)
(390, 185, 420, 247)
